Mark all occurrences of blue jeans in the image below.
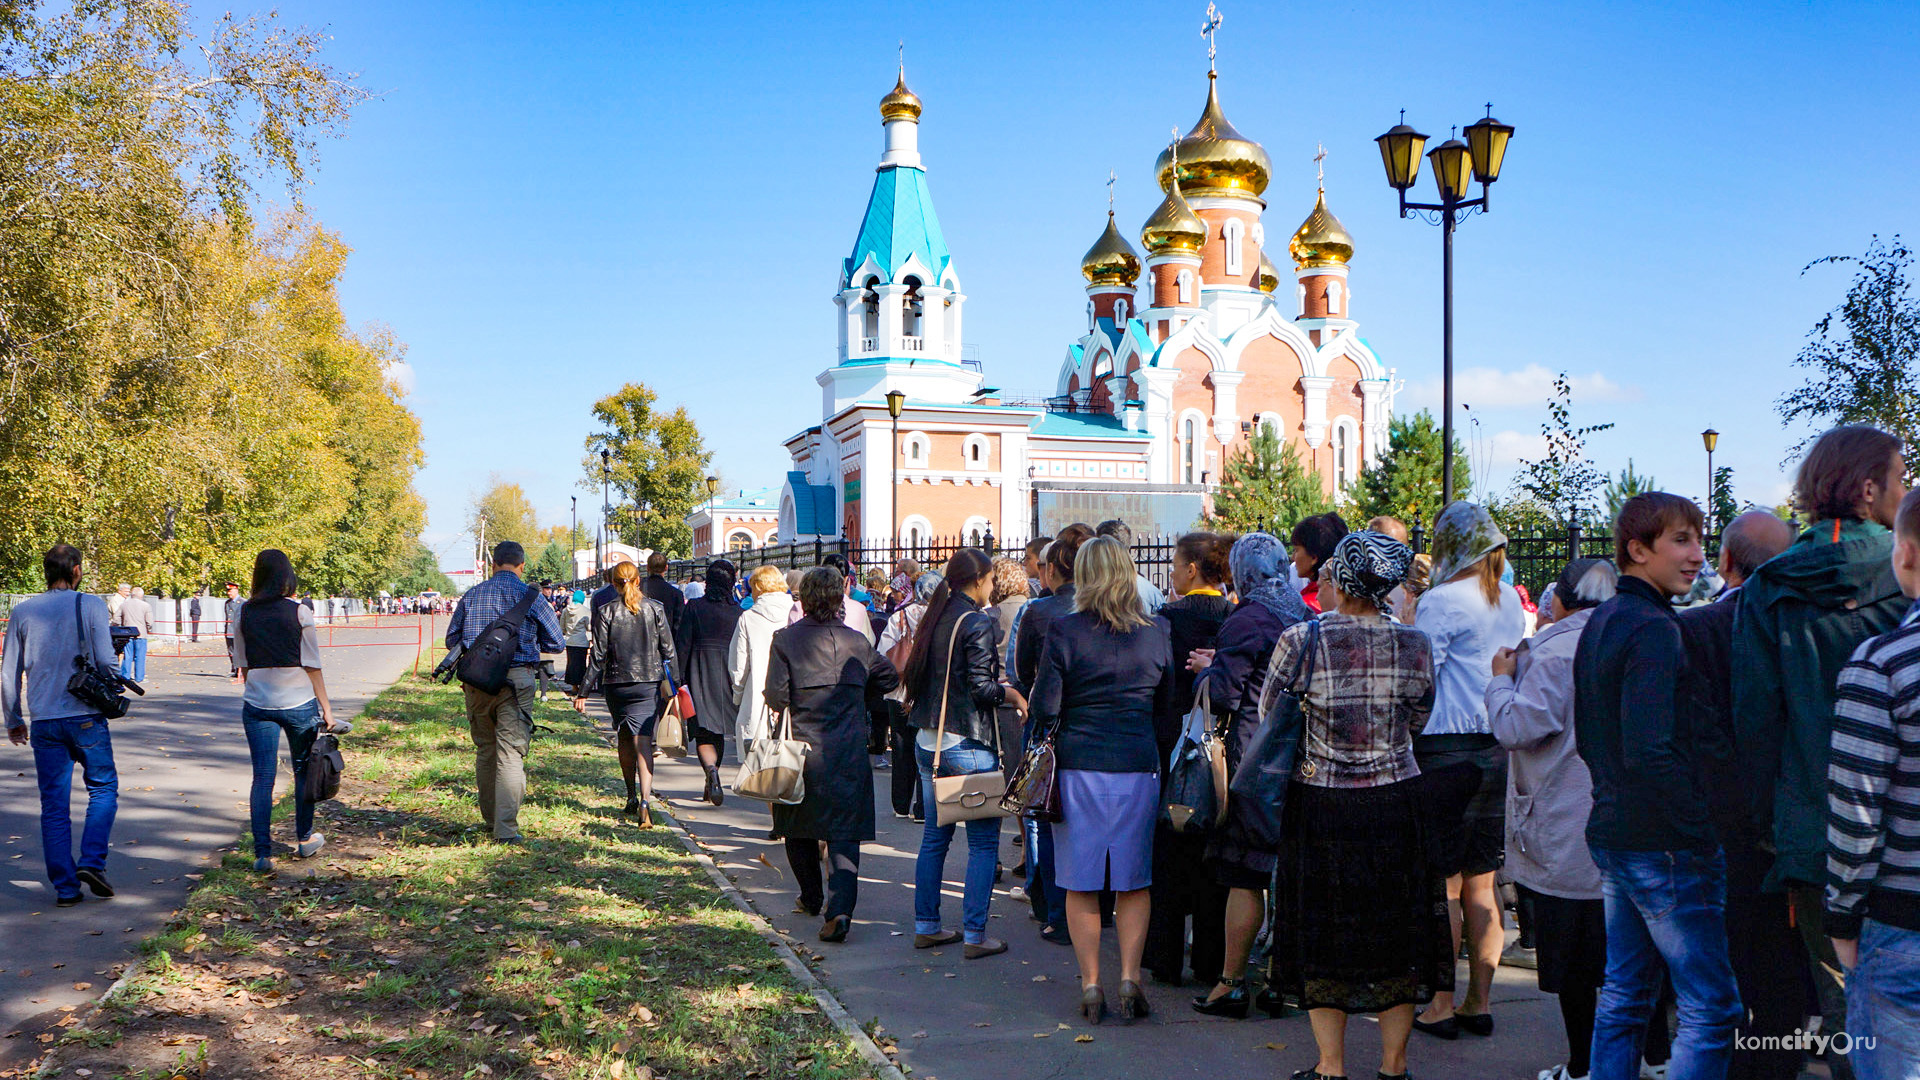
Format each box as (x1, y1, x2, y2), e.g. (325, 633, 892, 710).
(242, 700, 321, 857)
(1850, 919, 1920, 1080)
(1025, 817, 1069, 927)
(1589, 846, 1744, 1080)
(914, 739, 1002, 944)
(30, 716, 118, 899)
(118, 636, 146, 682)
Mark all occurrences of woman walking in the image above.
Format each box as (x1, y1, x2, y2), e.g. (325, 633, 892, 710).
(1289, 513, 1349, 613)
(763, 567, 900, 941)
(1187, 532, 1313, 1016)
(576, 561, 676, 823)
(1144, 532, 1235, 989)
(1028, 536, 1177, 1024)
(1411, 502, 1528, 1039)
(233, 550, 342, 872)
(675, 559, 744, 804)
(1268, 531, 1457, 1080)
(728, 566, 793, 752)
(561, 588, 591, 694)
(905, 550, 1027, 960)
(1487, 558, 1617, 1080)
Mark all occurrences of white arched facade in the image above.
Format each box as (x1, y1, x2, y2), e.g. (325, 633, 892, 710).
(902, 430, 931, 469)
(962, 433, 991, 471)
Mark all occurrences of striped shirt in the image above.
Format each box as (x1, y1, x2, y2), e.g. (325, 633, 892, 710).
(1826, 599, 1920, 937)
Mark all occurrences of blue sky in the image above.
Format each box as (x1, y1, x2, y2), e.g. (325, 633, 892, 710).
(263, 0, 1920, 562)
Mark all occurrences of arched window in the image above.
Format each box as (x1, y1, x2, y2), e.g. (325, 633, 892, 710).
(1182, 416, 1199, 484)
(902, 515, 933, 553)
(962, 433, 990, 471)
(861, 276, 880, 341)
(1086, 299, 1095, 332)
(903, 431, 931, 469)
(1113, 297, 1128, 324)
(1333, 417, 1359, 490)
(1222, 219, 1245, 277)
(1327, 280, 1344, 316)
(962, 516, 990, 549)
(727, 530, 755, 552)
(1296, 282, 1307, 317)
(1177, 270, 1195, 305)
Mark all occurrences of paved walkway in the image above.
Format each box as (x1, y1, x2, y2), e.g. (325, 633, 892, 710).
(0, 619, 429, 1061)
(638, 739, 1583, 1080)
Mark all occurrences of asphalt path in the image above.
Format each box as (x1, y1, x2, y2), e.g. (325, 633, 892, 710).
(0, 617, 430, 1062)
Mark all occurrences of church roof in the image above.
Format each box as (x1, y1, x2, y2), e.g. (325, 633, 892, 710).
(1030, 412, 1152, 439)
(845, 164, 951, 285)
(708, 486, 780, 512)
(785, 472, 838, 536)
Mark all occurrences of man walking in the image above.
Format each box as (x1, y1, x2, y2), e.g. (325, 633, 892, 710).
(641, 553, 683, 635)
(189, 590, 202, 642)
(3, 545, 122, 906)
(1735, 425, 1909, 1079)
(1576, 492, 1743, 1080)
(224, 581, 244, 681)
(116, 585, 152, 683)
(445, 541, 565, 844)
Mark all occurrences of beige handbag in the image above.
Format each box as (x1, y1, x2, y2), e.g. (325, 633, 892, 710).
(733, 707, 809, 805)
(930, 612, 1010, 826)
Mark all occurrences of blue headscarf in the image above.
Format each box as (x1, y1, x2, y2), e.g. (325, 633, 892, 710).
(1230, 532, 1312, 624)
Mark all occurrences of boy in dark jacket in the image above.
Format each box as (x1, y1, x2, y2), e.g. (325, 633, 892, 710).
(1575, 492, 1742, 1080)
(1734, 425, 1907, 1080)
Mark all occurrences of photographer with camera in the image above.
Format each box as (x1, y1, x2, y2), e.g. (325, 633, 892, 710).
(3, 544, 125, 906)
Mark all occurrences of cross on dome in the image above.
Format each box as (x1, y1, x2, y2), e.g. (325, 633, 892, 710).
(1202, 3, 1223, 72)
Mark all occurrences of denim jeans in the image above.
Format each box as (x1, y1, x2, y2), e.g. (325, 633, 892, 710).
(1025, 817, 1069, 926)
(30, 716, 118, 899)
(1850, 919, 1920, 1080)
(242, 699, 321, 858)
(914, 739, 1002, 944)
(118, 636, 147, 682)
(1589, 845, 1745, 1080)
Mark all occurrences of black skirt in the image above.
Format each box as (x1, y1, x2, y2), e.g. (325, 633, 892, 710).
(563, 645, 588, 687)
(605, 681, 660, 737)
(1271, 777, 1455, 1014)
(1517, 885, 1607, 995)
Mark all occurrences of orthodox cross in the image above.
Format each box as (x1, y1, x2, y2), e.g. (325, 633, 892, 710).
(1106, 170, 1116, 212)
(1202, 4, 1223, 72)
(1315, 143, 1327, 188)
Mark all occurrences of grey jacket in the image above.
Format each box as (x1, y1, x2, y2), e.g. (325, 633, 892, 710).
(1486, 608, 1601, 900)
(3, 590, 118, 729)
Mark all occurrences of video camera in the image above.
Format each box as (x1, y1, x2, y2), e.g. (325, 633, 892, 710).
(430, 643, 463, 685)
(109, 625, 138, 657)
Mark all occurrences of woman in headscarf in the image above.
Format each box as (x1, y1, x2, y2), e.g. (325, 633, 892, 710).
(1410, 502, 1528, 1039)
(674, 559, 745, 804)
(1185, 532, 1314, 1018)
(1289, 513, 1350, 613)
(1268, 531, 1457, 1080)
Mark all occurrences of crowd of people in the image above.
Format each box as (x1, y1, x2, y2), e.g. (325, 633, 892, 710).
(7, 422, 1920, 1079)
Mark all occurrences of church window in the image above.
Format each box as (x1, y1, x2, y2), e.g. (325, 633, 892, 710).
(1086, 300, 1095, 332)
(727, 530, 755, 552)
(1177, 270, 1195, 305)
(1114, 298, 1128, 323)
(1182, 417, 1198, 483)
(963, 433, 990, 471)
(904, 431, 931, 468)
(1223, 220, 1244, 277)
(1333, 417, 1359, 491)
(1327, 280, 1344, 315)
(1296, 282, 1307, 317)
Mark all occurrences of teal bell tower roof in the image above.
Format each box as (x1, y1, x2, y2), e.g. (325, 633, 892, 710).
(843, 164, 952, 287)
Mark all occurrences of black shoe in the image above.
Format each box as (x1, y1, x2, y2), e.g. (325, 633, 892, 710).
(75, 868, 114, 898)
(1411, 1015, 1459, 1040)
(702, 772, 725, 806)
(1192, 978, 1251, 1019)
(1289, 1071, 1346, 1080)
(1256, 988, 1302, 1018)
(1377, 1072, 1412, 1080)
(55, 893, 83, 908)
(1040, 923, 1072, 946)
(819, 915, 850, 943)
(1455, 1011, 1493, 1037)
(623, 796, 640, 816)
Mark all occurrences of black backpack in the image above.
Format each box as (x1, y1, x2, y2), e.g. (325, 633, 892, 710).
(454, 584, 540, 694)
(305, 733, 344, 802)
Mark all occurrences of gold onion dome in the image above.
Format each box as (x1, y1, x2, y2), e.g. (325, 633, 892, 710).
(1257, 250, 1280, 293)
(1288, 189, 1354, 268)
(879, 71, 922, 121)
(1155, 73, 1271, 200)
(1140, 173, 1207, 255)
(1081, 212, 1142, 286)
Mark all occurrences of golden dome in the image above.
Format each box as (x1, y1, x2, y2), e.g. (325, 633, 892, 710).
(1081, 211, 1142, 286)
(879, 71, 922, 122)
(1288, 189, 1354, 268)
(1258, 250, 1280, 293)
(1140, 175, 1207, 256)
(1154, 73, 1270, 200)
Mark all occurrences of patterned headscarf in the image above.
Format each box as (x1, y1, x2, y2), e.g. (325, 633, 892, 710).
(1427, 501, 1508, 587)
(1326, 531, 1415, 613)
(1230, 532, 1311, 623)
(913, 570, 944, 604)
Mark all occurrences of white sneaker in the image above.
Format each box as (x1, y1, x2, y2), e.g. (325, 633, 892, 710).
(1007, 886, 1029, 902)
(1640, 1062, 1668, 1080)
(296, 833, 326, 859)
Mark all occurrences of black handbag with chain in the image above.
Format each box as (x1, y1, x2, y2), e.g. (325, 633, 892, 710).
(1227, 617, 1319, 850)
(66, 593, 137, 718)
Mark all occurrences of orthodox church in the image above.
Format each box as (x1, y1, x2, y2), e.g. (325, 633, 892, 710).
(689, 57, 1395, 556)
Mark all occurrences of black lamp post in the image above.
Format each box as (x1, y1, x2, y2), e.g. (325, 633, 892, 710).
(569, 496, 577, 582)
(1375, 105, 1515, 509)
(705, 475, 719, 555)
(599, 448, 611, 573)
(886, 390, 907, 543)
(1702, 428, 1720, 535)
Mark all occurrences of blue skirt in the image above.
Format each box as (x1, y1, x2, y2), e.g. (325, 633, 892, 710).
(1052, 769, 1158, 892)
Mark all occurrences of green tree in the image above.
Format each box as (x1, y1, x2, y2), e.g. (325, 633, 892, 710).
(1710, 465, 1739, 536)
(583, 383, 713, 558)
(1514, 372, 1615, 526)
(1602, 459, 1659, 522)
(530, 541, 572, 583)
(1353, 410, 1471, 531)
(1211, 426, 1333, 535)
(1777, 236, 1920, 455)
(386, 541, 455, 595)
(468, 477, 542, 553)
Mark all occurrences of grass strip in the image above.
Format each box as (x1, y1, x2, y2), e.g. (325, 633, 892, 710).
(47, 663, 879, 1080)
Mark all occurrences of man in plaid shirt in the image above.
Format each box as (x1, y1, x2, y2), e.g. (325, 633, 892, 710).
(445, 541, 564, 843)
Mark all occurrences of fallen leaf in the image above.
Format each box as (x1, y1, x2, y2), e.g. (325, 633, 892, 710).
(72, 982, 92, 991)
(1074, 1034, 1094, 1043)
(609, 1062, 625, 1079)
(477, 1065, 493, 1076)
(636, 1006, 654, 1022)
(1031, 975, 1048, 982)
(543, 994, 562, 1008)
(1033, 1031, 1051, 1038)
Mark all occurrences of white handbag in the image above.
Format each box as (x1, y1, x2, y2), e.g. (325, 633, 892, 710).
(929, 612, 1010, 827)
(733, 709, 809, 805)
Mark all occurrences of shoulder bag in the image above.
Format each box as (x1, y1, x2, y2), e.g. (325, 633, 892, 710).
(656, 658, 692, 758)
(67, 593, 135, 718)
(733, 705, 808, 805)
(1226, 617, 1320, 850)
(930, 612, 1009, 826)
(1162, 682, 1229, 833)
(305, 732, 345, 802)
(454, 583, 540, 695)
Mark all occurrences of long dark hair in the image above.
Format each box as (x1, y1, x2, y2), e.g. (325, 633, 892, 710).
(902, 548, 992, 695)
(703, 558, 737, 603)
(249, 549, 298, 602)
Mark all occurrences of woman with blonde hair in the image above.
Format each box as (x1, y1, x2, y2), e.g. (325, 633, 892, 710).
(728, 565, 793, 751)
(577, 560, 677, 823)
(1028, 536, 1177, 1024)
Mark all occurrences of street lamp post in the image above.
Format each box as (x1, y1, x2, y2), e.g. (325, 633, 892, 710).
(570, 496, 577, 583)
(705, 475, 719, 556)
(1702, 428, 1720, 536)
(886, 390, 906, 546)
(599, 449, 611, 573)
(1374, 106, 1515, 509)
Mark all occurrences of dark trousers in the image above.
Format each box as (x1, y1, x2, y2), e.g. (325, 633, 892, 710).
(886, 703, 919, 818)
(1789, 884, 1855, 1080)
(1145, 825, 1226, 985)
(189, 617, 199, 642)
(1726, 844, 1816, 1080)
(787, 838, 860, 921)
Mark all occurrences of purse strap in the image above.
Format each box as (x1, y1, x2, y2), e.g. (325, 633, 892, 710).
(930, 610, 991, 771)
(1284, 617, 1321, 695)
(73, 591, 90, 668)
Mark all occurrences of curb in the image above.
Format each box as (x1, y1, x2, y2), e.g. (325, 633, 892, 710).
(655, 804, 908, 1080)
(27, 954, 147, 1079)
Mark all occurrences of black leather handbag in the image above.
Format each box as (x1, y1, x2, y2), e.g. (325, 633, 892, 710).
(1227, 618, 1319, 850)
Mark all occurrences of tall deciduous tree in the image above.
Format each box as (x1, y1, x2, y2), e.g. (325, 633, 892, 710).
(386, 541, 455, 596)
(1353, 410, 1471, 531)
(1514, 373, 1615, 526)
(1210, 426, 1333, 536)
(1777, 236, 1920, 454)
(468, 477, 542, 554)
(583, 383, 712, 558)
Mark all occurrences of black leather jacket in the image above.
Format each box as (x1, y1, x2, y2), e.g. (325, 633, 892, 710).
(907, 594, 1006, 749)
(584, 593, 676, 690)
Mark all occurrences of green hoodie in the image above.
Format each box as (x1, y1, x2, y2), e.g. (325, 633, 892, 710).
(1732, 518, 1904, 890)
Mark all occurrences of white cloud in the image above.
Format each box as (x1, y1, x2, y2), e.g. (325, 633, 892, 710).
(382, 360, 416, 396)
(1405, 363, 1641, 411)
(1483, 429, 1547, 467)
